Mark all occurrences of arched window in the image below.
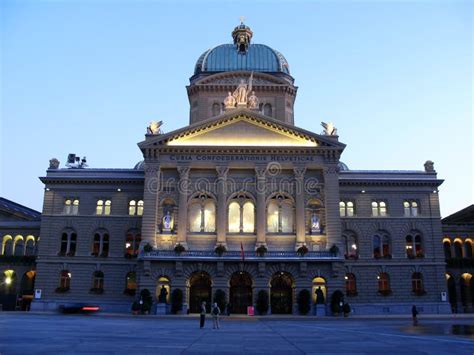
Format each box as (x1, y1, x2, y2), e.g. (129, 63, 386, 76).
(161, 200, 175, 231)
(227, 195, 255, 233)
(345, 273, 357, 296)
(373, 233, 390, 258)
(464, 239, 473, 259)
(91, 271, 104, 292)
(125, 271, 137, 295)
(443, 239, 452, 259)
(412, 272, 425, 294)
(454, 240, 463, 258)
(267, 195, 294, 233)
(125, 231, 141, 258)
(405, 233, 424, 258)
(92, 231, 109, 257)
(212, 102, 221, 116)
(25, 236, 35, 256)
(372, 201, 387, 217)
(129, 200, 144, 216)
(188, 194, 216, 233)
(339, 201, 355, 217)
(59, 231, 77, 256)
(64, 199, 79, 215)
(263, 103, 272, 117)
(343, 232, 358, 259)
(2, 235, 13, 256)
(59, 270, 71, 290)
(3, 269, 15, 290)
(404, 200, 419, 217)
(377, 273, 391, 295)
(13, 236, 24, 256)
(96, 200, 111, 215)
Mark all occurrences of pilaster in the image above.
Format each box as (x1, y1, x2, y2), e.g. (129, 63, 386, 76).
(177, 165, 190, 248)
(141, 163, 160, 246)
(294, 166, 306, 249)
(323, 165, 342, 252)
(216, 166, 229, 246)
(255, 165, 267, 246)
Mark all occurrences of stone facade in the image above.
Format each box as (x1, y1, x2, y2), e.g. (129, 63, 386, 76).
(1, 22, 454, 315)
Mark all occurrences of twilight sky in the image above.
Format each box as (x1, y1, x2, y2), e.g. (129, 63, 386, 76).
(1, 0, 472, 217)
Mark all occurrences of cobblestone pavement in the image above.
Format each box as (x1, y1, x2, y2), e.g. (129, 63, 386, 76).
(1, 314, 473, 354)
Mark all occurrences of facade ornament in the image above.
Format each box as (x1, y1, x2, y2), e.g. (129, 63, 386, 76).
(224, 92, 236, 109)
(293, 166, 307, 180)
(49, 158, 60, 169)
(162, 211, 172, 232)
(255, 165, 267, 179)
(248, 91, 259, 109)
(424, 160, 435, 173)
(147, 120, 163, 135)
(177, 166, 190, 179)
(321, 122, 337, 136)
(216, 165, 229, 179)
(311, 213, 321, 234)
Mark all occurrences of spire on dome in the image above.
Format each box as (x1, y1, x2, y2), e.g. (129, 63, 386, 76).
(232, 18, 253, 53)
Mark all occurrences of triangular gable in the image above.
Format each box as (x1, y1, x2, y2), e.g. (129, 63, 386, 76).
(139, 108, 345, 150)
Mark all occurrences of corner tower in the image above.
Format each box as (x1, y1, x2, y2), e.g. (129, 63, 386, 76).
(187, 21, 297, 125)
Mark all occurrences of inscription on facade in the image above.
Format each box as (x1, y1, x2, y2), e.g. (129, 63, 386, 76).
(169, 154, 316, 162)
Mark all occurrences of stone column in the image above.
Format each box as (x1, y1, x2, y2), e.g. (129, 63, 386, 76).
(294, 166, 306, 249)
(255, 166, 267, 247)
(141, 163, 160, 246)
(323, 165, 342, 252)
(177, 166, 190, 248)
(216, 166, 229, 246)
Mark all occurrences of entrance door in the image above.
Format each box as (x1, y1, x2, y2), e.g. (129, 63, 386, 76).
(189, 273, 212, 313)
(230, 272, 252, 314)
(270, 273, 293, 314)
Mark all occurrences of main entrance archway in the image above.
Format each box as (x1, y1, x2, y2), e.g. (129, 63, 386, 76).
(189, 272, 212, 313)
(270, 272, 293, 314)
(229, 272, 253, 314)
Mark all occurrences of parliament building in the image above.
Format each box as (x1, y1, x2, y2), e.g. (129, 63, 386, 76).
(1, 22, 461, 315)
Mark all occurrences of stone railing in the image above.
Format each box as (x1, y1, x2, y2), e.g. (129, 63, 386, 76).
(140, 250, 338, 261)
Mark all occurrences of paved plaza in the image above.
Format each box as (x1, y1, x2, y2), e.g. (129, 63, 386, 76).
(1, 314, 473, 354)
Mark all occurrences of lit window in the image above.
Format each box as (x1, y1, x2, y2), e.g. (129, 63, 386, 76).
(412, 272, 424, 294)
(92, 231, 109, 257)
(188, 195, 216, 233)
(372, 201, 387, 217)
(13, 236, 24, 256)
(1, 235, 13, 256)
(228, 195, 255, 233)
(25, 236, 35, 256)
(129, 200, 136, 215)
(343, 232, 358, 259)
(443, 239, 452, 259)
(267, 195, 294, 233)
(137, 200, 144, 216)
(345, 273, 357, 296)
(59, 270, 71, 289)
(63, 199, 79, 215)
(377, 273, 390, 294)
(404, 200, 419, 217)
(340, 201, 355, 217)
(125, 231, 141, 258)
(454, 240, 463, 258)
(125, 272, 137, 292)
(104, 200, 111, 215)
(96, 200, 111, 215)
(59, 231, 77, 256)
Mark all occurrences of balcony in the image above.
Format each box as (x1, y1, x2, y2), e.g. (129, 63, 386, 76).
(140, 250, 339, 261)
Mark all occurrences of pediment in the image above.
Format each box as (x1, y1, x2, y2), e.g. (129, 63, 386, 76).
(139, 109, 345, 150)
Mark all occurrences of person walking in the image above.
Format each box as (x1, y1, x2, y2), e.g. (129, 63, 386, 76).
(200, 301, 207, 329)
(411, 305, 419, 326)
(212, 302, 221, 329)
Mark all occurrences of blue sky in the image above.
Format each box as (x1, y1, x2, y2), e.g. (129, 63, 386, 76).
(1, 0, 472, 217)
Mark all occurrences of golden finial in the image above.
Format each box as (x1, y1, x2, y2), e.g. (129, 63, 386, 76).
(239, 16, 245, 24)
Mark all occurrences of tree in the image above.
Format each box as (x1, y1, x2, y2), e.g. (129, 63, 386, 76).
(330, 290, 344, 315)
(297, 289, 311, 315)
(140, 288, 153, 314)
(256, 290, 269, 315)
(171, 289, 183, 314)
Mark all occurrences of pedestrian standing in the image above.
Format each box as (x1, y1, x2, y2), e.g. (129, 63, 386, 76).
(212, 302, 221, 329)
(200, 301, 206, 329)
(411, 305, 419, 326)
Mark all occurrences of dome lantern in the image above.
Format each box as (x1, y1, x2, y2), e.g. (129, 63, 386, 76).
(232, 17, 253, 53)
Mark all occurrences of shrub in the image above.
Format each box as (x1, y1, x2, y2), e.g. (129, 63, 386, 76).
(131, 301, 141, 312)
(140, 288, 153, 314)
(297, 289, 311, 315)
(213, 289, 226, 312)
(329, 244, 339, 255)
(214, 244, 227, 256)
(123, 288, 136, 296)
(171, 289, 183, 314)
(174, 243, 186, 254)
(330, 290, 344, 314)
(256, 290, 269, 315)
(143, 243, 153, 253)
(297, 245, 309, 256)
(256, 245, 268, 256)
(343, 303, 351, 314)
